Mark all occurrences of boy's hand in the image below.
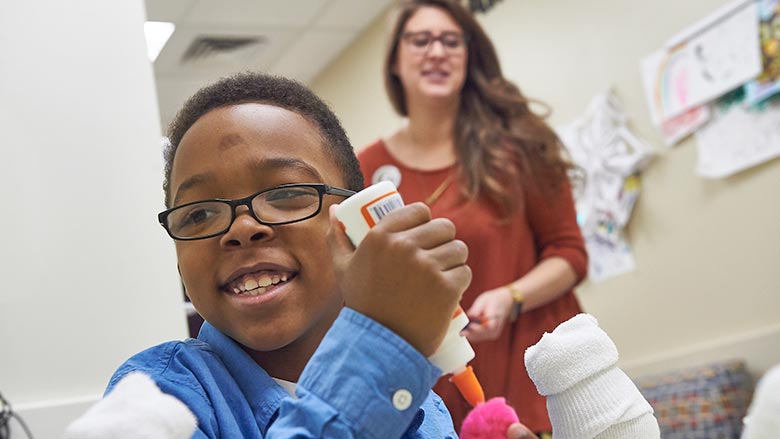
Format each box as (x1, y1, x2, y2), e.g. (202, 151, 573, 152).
(328, 203, 471, 356)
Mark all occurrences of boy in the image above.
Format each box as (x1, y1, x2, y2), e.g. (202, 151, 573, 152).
(105, 72, 470, 438)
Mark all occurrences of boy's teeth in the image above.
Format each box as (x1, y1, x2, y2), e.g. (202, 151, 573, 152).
(231, 272, 291, 295)
(250, 286, 267, 296)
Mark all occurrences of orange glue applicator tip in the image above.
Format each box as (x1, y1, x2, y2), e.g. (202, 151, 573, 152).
(450, 365, 485, 407)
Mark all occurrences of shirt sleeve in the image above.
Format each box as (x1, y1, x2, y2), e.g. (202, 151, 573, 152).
(525, 178, 589, 282)
(105, 344, 223, 438)
(267, 307, 450, 439)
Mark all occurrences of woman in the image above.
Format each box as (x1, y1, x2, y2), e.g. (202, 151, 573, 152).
(358, 0, 588, 435)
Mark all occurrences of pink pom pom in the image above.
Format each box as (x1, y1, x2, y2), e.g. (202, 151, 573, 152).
(460, 397, 520, 439)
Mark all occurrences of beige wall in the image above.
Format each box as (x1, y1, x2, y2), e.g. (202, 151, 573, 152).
(313, 0, 780, 377)
(313, 10, 404, 146)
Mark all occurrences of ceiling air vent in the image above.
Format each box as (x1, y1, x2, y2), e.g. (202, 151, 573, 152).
(181, 35, 267, 63)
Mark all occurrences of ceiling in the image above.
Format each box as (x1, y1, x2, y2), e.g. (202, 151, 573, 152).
(145, 0, 394, 129)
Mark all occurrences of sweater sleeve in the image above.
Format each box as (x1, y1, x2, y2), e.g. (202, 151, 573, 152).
(524, 178, 588, 282)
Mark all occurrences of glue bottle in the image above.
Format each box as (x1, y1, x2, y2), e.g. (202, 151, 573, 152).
(335, 180, 485, 407)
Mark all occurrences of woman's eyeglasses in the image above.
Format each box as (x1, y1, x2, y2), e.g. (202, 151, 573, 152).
(400, 31, 468, 55)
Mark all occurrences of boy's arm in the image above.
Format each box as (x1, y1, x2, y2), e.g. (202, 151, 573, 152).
(268, 308, 456, 438)
(266, 203, 469, 438)
(63, 371, 204, 439)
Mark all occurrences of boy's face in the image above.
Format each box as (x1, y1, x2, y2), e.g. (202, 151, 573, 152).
(169, 103, 345, 357)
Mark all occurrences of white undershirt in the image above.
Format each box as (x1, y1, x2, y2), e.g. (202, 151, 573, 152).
(271, 377, 298, 399)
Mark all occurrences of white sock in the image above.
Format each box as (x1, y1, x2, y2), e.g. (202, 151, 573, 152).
(741, 364, 780, 439)
(524, 314, 660, 439)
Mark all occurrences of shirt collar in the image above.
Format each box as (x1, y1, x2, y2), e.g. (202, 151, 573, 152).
(198, 321, 290, 434)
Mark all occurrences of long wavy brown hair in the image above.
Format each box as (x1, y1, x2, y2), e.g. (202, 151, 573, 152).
(384, 0, 574, 216)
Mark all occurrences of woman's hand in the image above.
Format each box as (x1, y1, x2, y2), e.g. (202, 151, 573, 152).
(462, 285, 514, 342)
(506, 422, 540, 439)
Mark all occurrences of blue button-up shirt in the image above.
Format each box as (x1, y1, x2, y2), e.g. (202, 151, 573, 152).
(107, 308, 458, 438)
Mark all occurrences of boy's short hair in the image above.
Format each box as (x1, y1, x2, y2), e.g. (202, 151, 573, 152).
(163, 72, 364, 206)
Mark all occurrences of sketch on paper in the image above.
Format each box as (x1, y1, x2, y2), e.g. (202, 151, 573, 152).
(557, 91, 653, 282)
(695, 88, 780, 178)
(640, 0, 762, 124)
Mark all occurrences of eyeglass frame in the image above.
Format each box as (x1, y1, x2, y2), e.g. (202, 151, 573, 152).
(158, 183, 356, 241)
(399, 30, 470, 54)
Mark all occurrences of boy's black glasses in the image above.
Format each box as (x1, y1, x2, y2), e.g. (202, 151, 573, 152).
(158, 183, 356, 241)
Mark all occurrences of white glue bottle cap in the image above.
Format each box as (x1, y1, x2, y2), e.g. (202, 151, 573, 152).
(334, 181, 485, 407)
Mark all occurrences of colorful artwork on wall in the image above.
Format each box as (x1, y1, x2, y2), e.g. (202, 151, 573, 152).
(640, 0, 762, 124)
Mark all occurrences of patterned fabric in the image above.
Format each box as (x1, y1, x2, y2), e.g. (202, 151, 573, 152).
(634, 360, 754, 439)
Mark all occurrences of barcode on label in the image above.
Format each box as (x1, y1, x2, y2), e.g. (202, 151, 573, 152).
(368, 196, 403, 222)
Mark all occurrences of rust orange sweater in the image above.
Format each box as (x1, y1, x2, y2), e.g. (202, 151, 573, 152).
(358, 140, 588, 433)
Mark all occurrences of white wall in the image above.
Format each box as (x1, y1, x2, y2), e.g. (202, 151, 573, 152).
(313, 0, 780, 379)
(0, 1, 187, 437)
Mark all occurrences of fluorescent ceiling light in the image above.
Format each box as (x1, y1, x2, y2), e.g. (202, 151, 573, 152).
(144, 21, 175, 62)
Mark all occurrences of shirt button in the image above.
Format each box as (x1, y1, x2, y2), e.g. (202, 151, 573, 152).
(392, 389, 413, 411)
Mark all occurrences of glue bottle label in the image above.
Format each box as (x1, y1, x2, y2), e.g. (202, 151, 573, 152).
(335, 181, 403, 246)
(361, 192, 404, 227)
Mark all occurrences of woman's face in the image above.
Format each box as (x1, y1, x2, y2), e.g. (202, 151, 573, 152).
(169, 103, 345, 360)
(394, 6, 468, 108)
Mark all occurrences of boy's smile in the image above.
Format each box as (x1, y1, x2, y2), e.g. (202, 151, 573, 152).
(169, 103, 346, 378)
(221, 264, 291, 297)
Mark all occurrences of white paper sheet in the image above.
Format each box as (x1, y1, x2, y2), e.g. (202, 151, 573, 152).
(585, 228, 637, 283)
(557, 91, 652, 282)
(695, 98, 780, 178)
(640, 1, 762, 124)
